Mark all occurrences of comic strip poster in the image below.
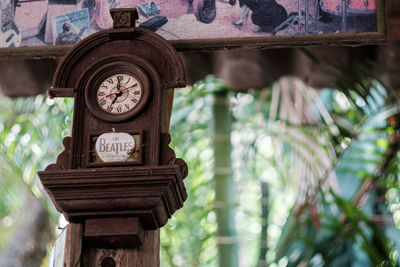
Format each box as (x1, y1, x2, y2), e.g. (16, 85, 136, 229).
(0, 0, 382, 50)
(53, 8, 91, 45)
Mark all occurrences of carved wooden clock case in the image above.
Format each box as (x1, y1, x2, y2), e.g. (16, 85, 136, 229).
(38, 9, 188, 247)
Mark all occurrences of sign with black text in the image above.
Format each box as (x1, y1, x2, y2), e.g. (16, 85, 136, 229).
(87, 131, 142, 167)
(95, 132, 135, 162)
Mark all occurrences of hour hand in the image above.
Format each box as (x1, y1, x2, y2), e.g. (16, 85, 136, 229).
(111, 94, 119, 105)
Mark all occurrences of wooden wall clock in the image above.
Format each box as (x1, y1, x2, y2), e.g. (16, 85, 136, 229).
(38, 8, 188, 247)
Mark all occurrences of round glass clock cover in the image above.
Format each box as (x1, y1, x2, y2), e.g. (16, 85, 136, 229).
(96, 73, 143, 114)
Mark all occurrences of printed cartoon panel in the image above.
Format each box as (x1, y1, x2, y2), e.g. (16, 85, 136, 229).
(0, 0, 379, 49)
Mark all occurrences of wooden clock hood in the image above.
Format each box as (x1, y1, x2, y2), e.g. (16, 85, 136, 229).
(51, 27, 185, 95)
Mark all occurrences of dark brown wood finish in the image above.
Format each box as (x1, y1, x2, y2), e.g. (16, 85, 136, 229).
(64, 223, 83, 267)
(38, 8, 187, 249)
(84, 217, 144, 248)
(111, 8, 139, 29)
(39, 165, 187, 229)
(81, 230, 160, 267)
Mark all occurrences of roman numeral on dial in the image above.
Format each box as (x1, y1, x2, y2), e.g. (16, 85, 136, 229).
(99, 99, 107, 106)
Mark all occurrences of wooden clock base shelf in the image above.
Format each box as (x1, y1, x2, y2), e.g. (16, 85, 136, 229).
(39, 165, 187, 247)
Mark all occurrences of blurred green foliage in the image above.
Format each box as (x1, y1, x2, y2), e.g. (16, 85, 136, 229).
(161, 76, 400, 267)
(0, 95, 73, 250)
(0, 74, 399, 267)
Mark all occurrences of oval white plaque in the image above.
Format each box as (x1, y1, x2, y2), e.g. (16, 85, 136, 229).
(95, 132, 135, 162)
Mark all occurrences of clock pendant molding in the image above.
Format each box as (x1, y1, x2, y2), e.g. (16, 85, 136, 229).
(38, 8, 188, 247)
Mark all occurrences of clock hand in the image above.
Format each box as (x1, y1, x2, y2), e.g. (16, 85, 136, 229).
(110, 94, 119, 106)
(105, 83, 138, 98)
(119, 84, 137, 93)
(117, 77, 121, 91)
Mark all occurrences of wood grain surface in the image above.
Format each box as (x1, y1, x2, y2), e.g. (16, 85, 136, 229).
(81, 230, 160, 267)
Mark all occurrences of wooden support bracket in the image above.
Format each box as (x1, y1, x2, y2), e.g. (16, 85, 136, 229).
(48, 87, 75, 98)
(84, 217, 144, 248)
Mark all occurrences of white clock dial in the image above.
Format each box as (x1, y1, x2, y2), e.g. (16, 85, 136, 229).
(96, 73, 143, 114)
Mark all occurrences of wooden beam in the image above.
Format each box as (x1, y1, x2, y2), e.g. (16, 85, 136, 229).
(48, 87, 75, 98)
(388, 14, 400, 40)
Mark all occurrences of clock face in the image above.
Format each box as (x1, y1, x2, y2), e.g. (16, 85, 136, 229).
(96, 73, 143, 114)
(85, 63, 151, 122)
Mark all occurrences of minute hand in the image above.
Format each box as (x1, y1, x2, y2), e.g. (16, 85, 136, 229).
(105, 83, 138, 98)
